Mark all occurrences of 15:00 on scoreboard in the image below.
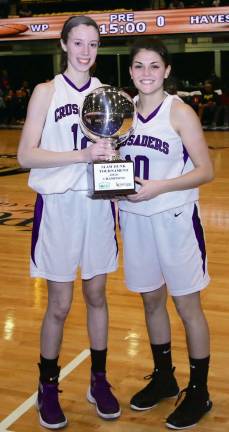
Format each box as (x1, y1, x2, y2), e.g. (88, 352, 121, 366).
(99, 21, 147, 35)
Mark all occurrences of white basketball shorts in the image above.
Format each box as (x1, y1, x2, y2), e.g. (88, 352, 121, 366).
(119, 201, 210, 296)
(30, 190, 118, 282)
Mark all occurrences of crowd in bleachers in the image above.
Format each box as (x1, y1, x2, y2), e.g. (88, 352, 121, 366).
(165, 77, 229, 130)
(0, 66, 228, 130)
(0, 69, 31, 127)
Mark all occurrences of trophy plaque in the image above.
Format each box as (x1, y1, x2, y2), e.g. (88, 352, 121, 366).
(80, 86, 137, 198)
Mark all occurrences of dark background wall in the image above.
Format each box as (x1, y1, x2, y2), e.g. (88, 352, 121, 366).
(0, 49, 228, 90)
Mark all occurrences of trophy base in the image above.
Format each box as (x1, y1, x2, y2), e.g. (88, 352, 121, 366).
(87, 159, 136, 200)
(88, 188, 136, 200)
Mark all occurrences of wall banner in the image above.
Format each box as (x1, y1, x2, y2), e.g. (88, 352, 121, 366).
(0, 7, 228, 41)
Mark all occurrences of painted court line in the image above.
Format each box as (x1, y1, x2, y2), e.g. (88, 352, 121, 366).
(0, 349, 90, 431)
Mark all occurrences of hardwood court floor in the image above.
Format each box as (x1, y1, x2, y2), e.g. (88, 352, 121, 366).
(0, 129, 229, 431)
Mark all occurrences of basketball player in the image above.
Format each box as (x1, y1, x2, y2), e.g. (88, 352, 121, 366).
(17, 15, 120, 429)
(118, 38, 214, 429)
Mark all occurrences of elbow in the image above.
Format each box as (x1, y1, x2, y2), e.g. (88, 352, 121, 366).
(17, 150, 30, 169)
(204, 165, 214, 184)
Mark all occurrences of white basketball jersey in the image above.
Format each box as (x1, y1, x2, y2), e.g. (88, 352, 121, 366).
(28, 74, 102, 194)
(119, 94, 199, 216)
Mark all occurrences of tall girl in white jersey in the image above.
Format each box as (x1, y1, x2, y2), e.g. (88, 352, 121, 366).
(17, 15, 120, 430)
(118, 38, 214, 430)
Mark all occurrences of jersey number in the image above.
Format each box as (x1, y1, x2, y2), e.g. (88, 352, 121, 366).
(125, 154, 149, 180)
(71, 124, 89, 151)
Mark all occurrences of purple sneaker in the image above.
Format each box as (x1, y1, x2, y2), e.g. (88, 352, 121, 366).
(36, 381, 68, 429)
(87, 372, 121, 419)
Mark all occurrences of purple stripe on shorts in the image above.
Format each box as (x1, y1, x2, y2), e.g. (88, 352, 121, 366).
(31, 194, 43, 266)
(62, 74, 91, 92)
(110, 201, 118, 256)
(192, 203, 206, 274)
(117, 208, 121, 231)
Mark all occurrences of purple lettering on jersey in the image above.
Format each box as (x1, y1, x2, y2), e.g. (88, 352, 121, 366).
(122, 133, 170, 154)
(133, 135, 141, 146)
(163, 142, 169, 154)
(123, 134, 135, 146)
(147, 136, 155, 148)
(59, 106, 66, 118)
(55, 104, 79, 122)
(154, 138, 161, 150)
(65, 104, 72, 115)
(55, 108, 61, 122)
(72, 104, 78, 115)
(141, 135, 148, 146)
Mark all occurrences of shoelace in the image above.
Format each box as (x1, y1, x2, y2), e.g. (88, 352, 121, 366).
(143, 374, 154, 381)
(44, 384, 63, 403)
(143, 366, 176, 382)
(143, 368, 161, 381)
(93, 377, 117, 398)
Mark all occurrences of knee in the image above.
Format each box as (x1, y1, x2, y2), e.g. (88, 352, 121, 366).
(51, 300, 72, 322)
(175, 303, 192, 324)
(85, 291, 106, 309)
(174, 300, 199, 325)
(142, 291, 166, 315)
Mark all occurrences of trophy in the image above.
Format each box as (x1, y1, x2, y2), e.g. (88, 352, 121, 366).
(80, 86, 137, 198)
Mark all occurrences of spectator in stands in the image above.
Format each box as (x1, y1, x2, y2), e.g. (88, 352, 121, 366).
(189, 0, 212, 6)
(212, 83, 229, 130)
(212, 0, 221, 6)
(208, 71, 222, 91)
(0, 69, 10, 93)
(0, 89, 6, 124)
(165, 76, 179, 95)
(15, 80, 31, 123)
(168, 0, 184, 8)
(17, 2, 33, 17)
(198, 80, 220, 128)
(189, 93, 202, 114)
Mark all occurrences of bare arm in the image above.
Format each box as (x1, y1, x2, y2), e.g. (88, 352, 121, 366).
(165, 99, 214, 189)
(128, 99, 214, 202)
(17, 81, 115, 169)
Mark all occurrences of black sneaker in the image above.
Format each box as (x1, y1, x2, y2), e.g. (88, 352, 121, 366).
(130, 367, 179, 411)
(166, 384, 212, 429)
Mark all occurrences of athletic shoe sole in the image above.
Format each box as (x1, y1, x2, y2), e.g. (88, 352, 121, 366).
(87, 386, 121, 419)
(165, 400, 213, 430)
(130, 392, 179, 411)
(35, 398, 68, 429)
